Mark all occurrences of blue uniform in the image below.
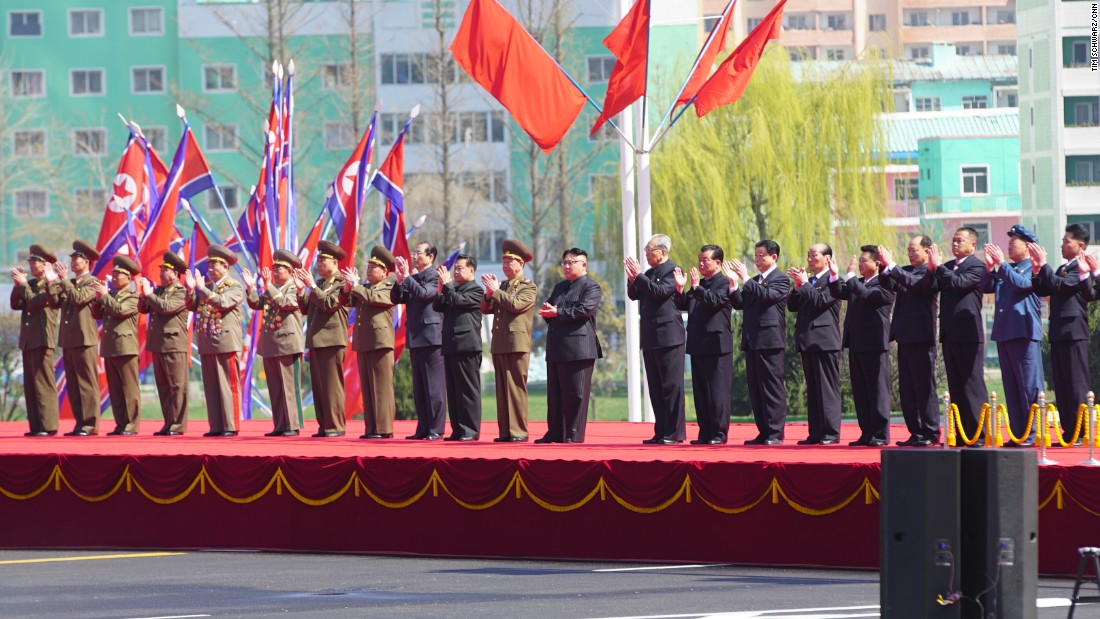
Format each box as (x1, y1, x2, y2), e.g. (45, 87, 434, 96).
(980, 259, 1043, 437)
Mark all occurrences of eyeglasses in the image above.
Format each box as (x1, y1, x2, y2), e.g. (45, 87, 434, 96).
(560, 259, 586, 267)
(411, 251, 426, 257)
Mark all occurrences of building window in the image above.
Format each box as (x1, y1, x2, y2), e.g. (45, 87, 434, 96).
(74, 188, 107, 211)
(477, 229, 508, 262)
(13, 130, 46, 157)
(956, 44, 982, 57)
(909, 46, 930, 60)
(323, 63, 352, 90)
(9, 11, 42, 37)
(130, 7, 164, 36)
(868, 14, 886, 32)
(893, 90, 911, 112)
(824, 14, 849, 31)
(587, 56, 616, 83)
(994, 9, 1015, 24)
(73, 128, 107, 157)
(962, 96, 988, 109)
(203, 65, 237, 92)
(143, 126, 167, 152)
(378, 53, 457, 85)
(379, 112, 426, 145)
(381, 53, 418, 84)
(905, 11, 929, 27)
(995, 89, 1017, 108)
(1070, 41, 1089, 67)
(996, 43, 1017, 56)
(71, 69, 105, 96)
(961, 166, 989, 195)
(894, 177, 919, 202)
(204, 124, 238, 152)
(1073, 101, 1099, 126)
(132, 67, 165, 94)
(1071, 158, 1100, 184)
(951, 11, 972, 26)
(747, 18, 762, 31)
(783, 14, 813, 30)
(69, 9, 103, 37)
(915, 97, 941, 112)
(323, 122, 355, 151)
(961, 222, 990, 246)
(9, 70, 45, 98)
(13, 190, 47, 217)
(209, 186, 238, 210)
(826, 49, 845, 61)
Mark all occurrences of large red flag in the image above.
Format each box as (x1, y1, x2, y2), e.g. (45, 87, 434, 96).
(590, 0, 650, 136)
(693, 0, 787, 117)
(450, 0, 586, 153)
(677, 0, 736, 107)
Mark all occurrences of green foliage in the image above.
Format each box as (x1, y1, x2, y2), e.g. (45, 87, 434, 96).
(393, 355, 416, 420)
(652, 49, 893, 269)
(587, 271, 626, 421)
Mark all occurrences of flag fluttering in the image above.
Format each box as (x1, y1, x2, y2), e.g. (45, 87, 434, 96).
(693, 0, 787, 117)
(676, 0, 737, 107)
(591, 0, 650, 136)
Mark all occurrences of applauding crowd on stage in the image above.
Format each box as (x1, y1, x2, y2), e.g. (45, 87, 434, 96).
(13, 224, 1095, 446)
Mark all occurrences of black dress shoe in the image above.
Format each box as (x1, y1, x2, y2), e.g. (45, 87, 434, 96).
(154, 430, 168, 436)
(405, 433, 427, 440)
(797, 436, 820, 445)
(120, 431, 137, 436)
(744, 437, 765, 445)
(564, 438, 578, 443)
(360, 433, 393, 439)
(425, 433, 441, 441)
(264, 431, 283, 437)
(849, 438, 870, 446)
(106, 430, 124, 436)
(494, 436, 528, 442)
(280, 430, 299, 437)
(895, 436, 917, 446)
(867, 438, 888, 447)
(910, 438, 933, 447)
(819, 437, 839, 445)
(642, 437, 661, 444)
(533, 436, 556, 444)
(706, 437, 725, 445)
(658, 438, 682, 445)
(203, 431, 223, 437)
(221, 431, 238, 437)
(761, 438, 782, 445)
(24, 431, 50, 437)
(64, 430, 91, 437)
(165, 431, 182, 436)
(690, 439, 707, 445)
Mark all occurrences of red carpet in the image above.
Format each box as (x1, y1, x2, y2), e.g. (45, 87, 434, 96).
(0, 420, 1096, 575)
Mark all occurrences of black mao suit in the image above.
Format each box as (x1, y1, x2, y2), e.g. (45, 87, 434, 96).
(392, 268, 446, 438)
(729, 268, 790, 442)
(936, 255, 988, 436)
(541, 275, 603, 443)
(838, 274, 896, 443)
(628, 260, 687, 443)
(881, 263, 940, 442)
(675, 273, 733, 443)
(1034, 261, 1094, 441)
(433, 279, 484, 440)
(788, 272, 842, 443)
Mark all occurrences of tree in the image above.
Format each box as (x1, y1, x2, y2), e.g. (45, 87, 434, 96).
(651, 49, 892, 268)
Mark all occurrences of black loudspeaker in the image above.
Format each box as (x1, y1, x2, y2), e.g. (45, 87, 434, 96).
(881, 450, 962, 619)
(960, 449, 1038, 619)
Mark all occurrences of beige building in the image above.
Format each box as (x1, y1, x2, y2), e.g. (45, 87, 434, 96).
(704, 0, 1017, 61)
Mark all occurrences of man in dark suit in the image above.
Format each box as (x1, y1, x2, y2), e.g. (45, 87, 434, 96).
(674, 244, 733, 444)
(625, 234, 686, 445)
(932, 227, 988, 438)
(433, 254, 485, 441)
(725, 240, 790, 445)
(981, 225, 1042, 443)
(1030, 224, 1094, 443)
(879, 236, 940, 446)
(11, 244, 61, 437)
(536, 248, 603, 444)
(787, 244, 842, 445)
(392, 242, 446, 440)
(837, 246, 896, 446)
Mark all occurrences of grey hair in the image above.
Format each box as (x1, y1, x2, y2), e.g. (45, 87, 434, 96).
(648, 234, 672, 253)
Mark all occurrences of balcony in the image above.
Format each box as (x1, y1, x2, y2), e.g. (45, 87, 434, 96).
(1066, 185, 1100, 215)
(1065, 126, 1100, 156)
(921, 194, 1021, 216)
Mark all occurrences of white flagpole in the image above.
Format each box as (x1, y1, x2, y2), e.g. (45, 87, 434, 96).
(618, 0, 643, 424)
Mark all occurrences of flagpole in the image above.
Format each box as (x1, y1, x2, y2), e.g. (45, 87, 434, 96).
(617, 0, 643, 424)
(649, 0, 737, 140)
(635, 0, 654, 423)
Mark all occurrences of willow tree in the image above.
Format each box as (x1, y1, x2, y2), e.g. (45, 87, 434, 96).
(652, 49, 893, 268)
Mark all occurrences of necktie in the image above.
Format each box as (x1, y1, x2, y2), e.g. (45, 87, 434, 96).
(809, 276, 817, 285)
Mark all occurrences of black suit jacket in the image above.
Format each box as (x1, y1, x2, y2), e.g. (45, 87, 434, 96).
(627, 260, 686, 350)
(544, 275, 603, 362)
(433, 280, 484, 355)
(838, 275, 895, 351)
(935, 255, 986, 344)
(788, 274, 841, 352)
(729, 268, 789, 352)
(675, 273, 733, 356)
(391, 268, 443, 348)
(882, 263, 938, 344)
(1033, 262, 1094, 342)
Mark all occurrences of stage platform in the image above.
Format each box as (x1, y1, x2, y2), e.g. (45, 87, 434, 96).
(0, 420, 1096, 576)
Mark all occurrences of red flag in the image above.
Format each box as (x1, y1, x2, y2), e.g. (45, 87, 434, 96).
(677, 0, 736, 107)
(590, 0, 650, 136)
(693, 0, 787, 117)
(450, 0, 586, 153)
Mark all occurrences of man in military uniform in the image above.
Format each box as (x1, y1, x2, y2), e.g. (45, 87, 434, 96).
(10, 244, 60, 436)
(392, 242, 446, 441)
(92, 256, 141, 435)
(342, 246, 397, 439)
(56, 239, 102, 436)
(435, 254, 485, 441)
(295, 240, 349, 437)
(244, 249, 306, 437)
(136, 251, 190, 435)
(185, 244, 244, 437)
(480, 239, 536, 442)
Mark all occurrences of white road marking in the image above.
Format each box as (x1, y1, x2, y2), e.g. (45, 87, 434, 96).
(593, 564, 729, 572)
